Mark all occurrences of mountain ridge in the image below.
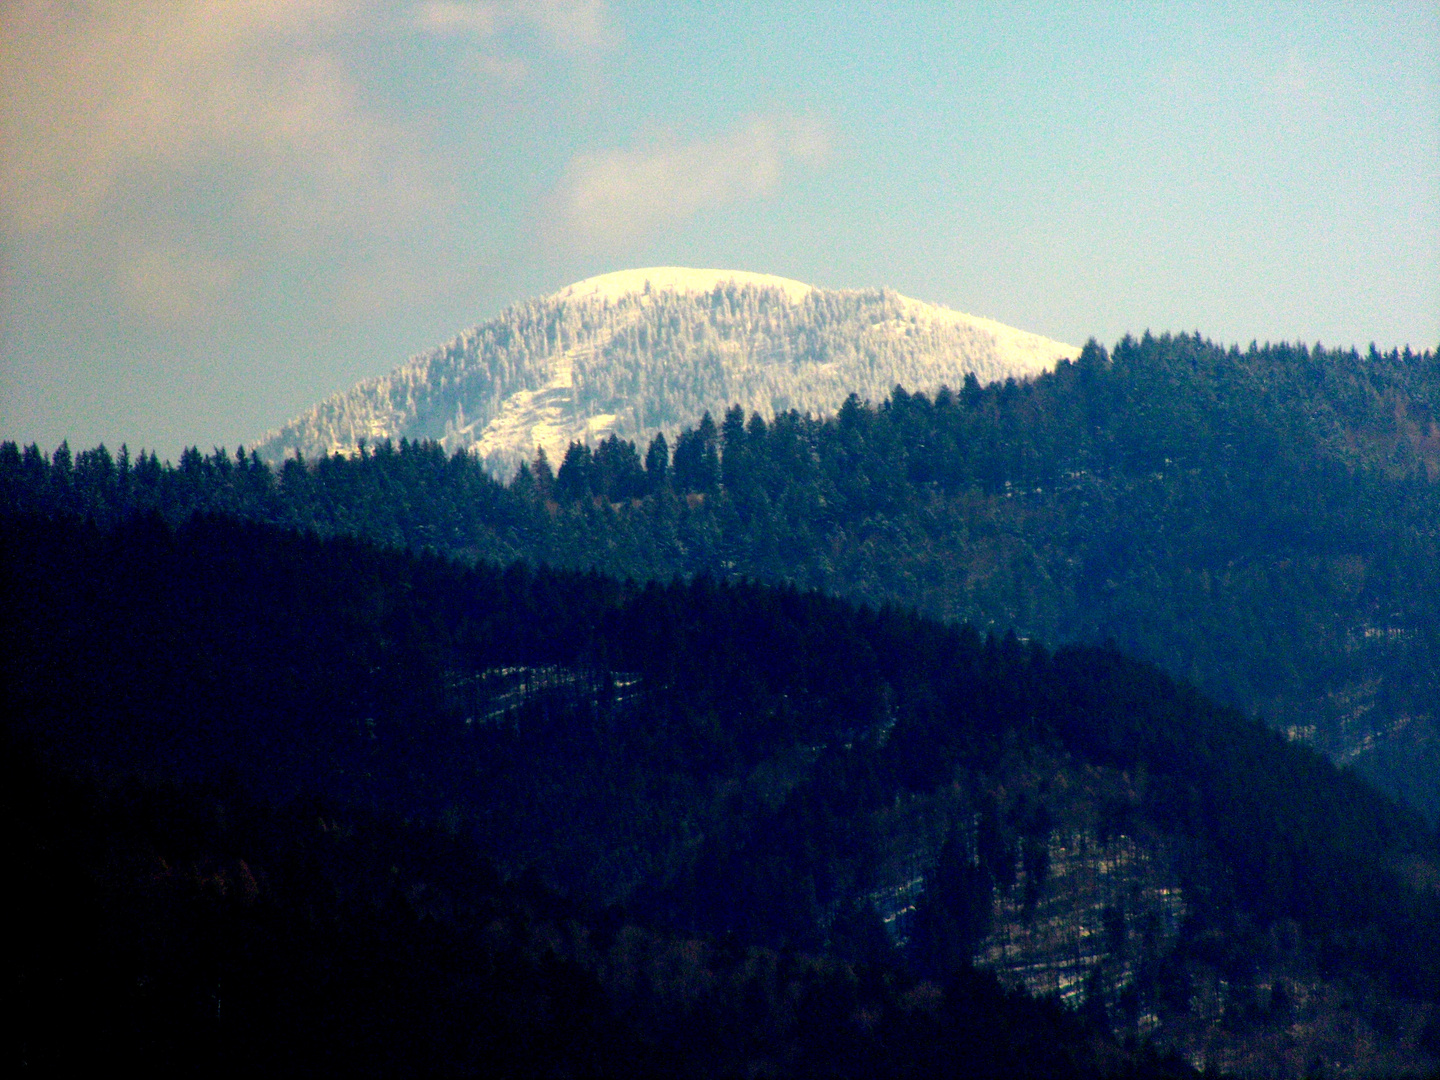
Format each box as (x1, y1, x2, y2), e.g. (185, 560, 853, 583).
(254, 268, 1079, 474)
(7, 508, 1438, 1077)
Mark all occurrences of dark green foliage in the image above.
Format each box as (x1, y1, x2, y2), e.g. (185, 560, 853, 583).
(672, 411, 721, 495)
(11, 334, 1435, 817)
(6, 524, 1232, 1078)
(594, 433, 649, 501)
(8, 739, 671, 1077)
(5, 512, 1437, 1006)
(644, 431, 671, 493)
(558, 439, 596, 500)
(10, 744, 1208, 1080)
(6, 332, 1440, 1073)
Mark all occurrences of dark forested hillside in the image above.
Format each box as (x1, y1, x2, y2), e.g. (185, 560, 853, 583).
(7, 333, 1438, 820)
(5, 511, 1440, 1075)
(9, 726, 1208, 1080)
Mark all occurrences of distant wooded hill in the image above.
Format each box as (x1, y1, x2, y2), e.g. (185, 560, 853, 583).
(8, 332, 1438, 823)
(5, 511, 1439, 1075)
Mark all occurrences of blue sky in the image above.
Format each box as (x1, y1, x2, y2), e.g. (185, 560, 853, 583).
(2, 1, 1436, 456)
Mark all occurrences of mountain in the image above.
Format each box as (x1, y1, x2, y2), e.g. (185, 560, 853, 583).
(253, 268, 1079, 474)
(13, 335, 1437, 823)
(5, 511, 1438, 1076)
(12, 729, 1207, 1080)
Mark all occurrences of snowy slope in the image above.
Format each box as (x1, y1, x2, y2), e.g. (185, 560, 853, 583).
(556, 267, 814, 305)
(254, 268, 1080, 475)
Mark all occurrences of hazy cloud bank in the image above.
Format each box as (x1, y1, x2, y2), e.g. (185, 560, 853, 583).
(1, 1, 454, 327)
(0, 0, 621, 329)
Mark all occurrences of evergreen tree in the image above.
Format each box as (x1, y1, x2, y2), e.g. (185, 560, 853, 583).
(557, 441, 594, 501)
(644, 432, 670, 494)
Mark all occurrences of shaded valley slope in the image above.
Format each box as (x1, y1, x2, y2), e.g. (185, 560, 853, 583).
(6, 512, 1440, 1076)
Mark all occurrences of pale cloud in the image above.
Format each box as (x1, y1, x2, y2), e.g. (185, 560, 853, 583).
(1270, 50, 1312, 98)
(415, 0, 616, 56)
(0, 1, 455, 330)
(0, 0, 619, 242)
(119, 245, 242, 328)
(532, 0, 618, 57)
(1252, 48, 1341, 139)
(1265, 48, 1337, 111)
(470, 53, 530, 87)
(0, 1, 413, 233)
(415, 2, 500, 37)
(550, 116, 832, 247)
(0, 0, 623, 332)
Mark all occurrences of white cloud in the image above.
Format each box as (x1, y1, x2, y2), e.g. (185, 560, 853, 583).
(119, 245, 241, 328)
(415, 2, 500, 37)
(1270, 50, 1312, 98)
(532, 0, 618, 57)
(415, 0, 616, 56)
(550, 116, 832, 247)
(1, 1, 407, 233)
(1, 1, 620, 244)
(1264, 47, 1339, 113)
(469, 53, 530, 87)
(0, 1, 462, 327)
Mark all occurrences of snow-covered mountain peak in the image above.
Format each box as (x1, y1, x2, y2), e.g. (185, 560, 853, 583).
(554, 267, 814, 305)
(254, 269, 1080, 475)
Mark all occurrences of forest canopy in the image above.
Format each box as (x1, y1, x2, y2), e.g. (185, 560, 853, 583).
(5, 509, 1440, 1075)
(7, 333, 1438, 819)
